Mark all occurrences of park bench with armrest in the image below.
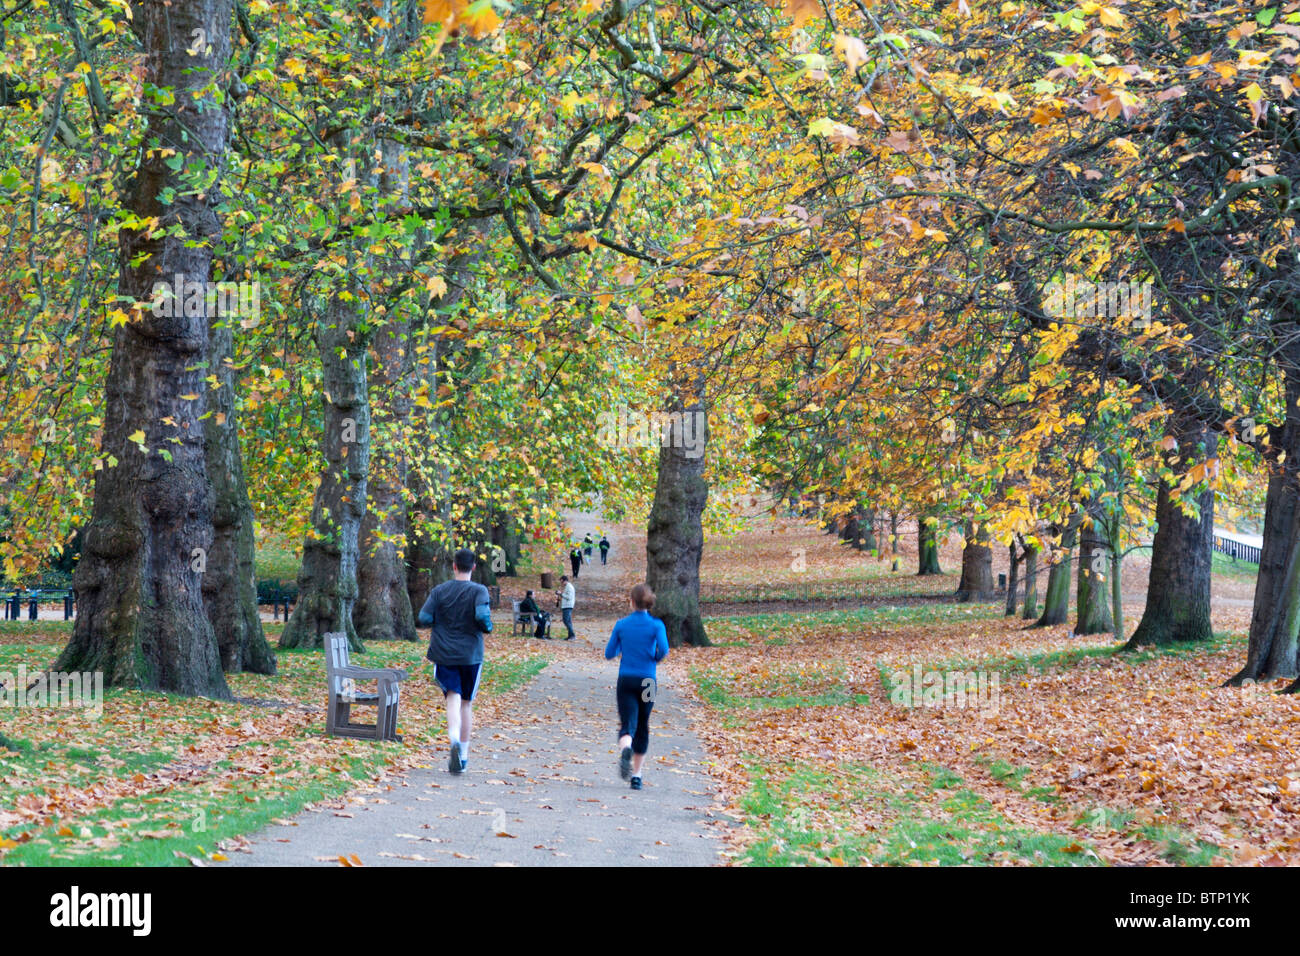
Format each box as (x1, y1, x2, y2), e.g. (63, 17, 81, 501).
(511, 600, 531, 636)
(324, 633, 407, 742)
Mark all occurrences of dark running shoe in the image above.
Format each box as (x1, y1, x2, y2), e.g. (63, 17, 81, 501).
(448, 742, 463, 774)
(619, 747, 633, 781)
(630, 776, 643, 791)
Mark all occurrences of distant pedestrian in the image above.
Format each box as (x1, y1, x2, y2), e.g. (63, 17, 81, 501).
(569, 545, 582, 578)
(559, 575, 576, 640)
(604, 584, 668, 791)
(417, 548, 493, 775)
(598, 535, 610, 565)
(583, 532, 594, 564)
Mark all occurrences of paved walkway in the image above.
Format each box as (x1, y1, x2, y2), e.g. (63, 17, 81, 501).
(220, 508, 724, 866)
(221, 654, 722, 867)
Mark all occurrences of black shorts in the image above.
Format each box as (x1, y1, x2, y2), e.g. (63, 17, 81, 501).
(435, 663, 482, 701)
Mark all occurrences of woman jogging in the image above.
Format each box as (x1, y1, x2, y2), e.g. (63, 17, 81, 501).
(604, 584, 669, 790)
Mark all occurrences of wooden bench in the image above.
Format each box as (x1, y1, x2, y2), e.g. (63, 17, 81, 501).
(325, 633, 407, 742)
(511, 600, 531, 636)
(512, 601, 550, 638)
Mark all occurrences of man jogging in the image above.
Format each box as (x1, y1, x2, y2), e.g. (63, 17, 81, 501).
(569, 544, 582, 578)
(598, 535, 610, 565)
(417, 548, 493, 774)
(559, 574, 576, 640)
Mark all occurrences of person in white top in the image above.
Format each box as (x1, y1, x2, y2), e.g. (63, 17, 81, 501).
(558, 576, 576, 641)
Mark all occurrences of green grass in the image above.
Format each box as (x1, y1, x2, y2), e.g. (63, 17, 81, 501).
(253, 538, 301, 585)
(1075, 806, 1225, 865)
(1, 745, 384, 866)
(977, 757, 1033, 792)
(1137, 824, 1223, 865)
(0, 642, 549, 866)
(701, 580, 963, 605)
(737, 759, 1226, 867)
(880, 629, 1242, 688)
(691, 662, 870, 712)
(1125, 546, 1258, 583)
(704, 602, 1004, 646)
(737, 760, 1101, 866)
(1211, 550, 1259, 580)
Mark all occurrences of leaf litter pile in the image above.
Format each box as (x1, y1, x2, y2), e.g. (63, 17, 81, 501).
(668, 514, 1300, 866)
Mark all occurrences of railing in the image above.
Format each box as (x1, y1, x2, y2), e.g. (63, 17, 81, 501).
(1213, 535, 1260, 565)
(1, 589, 76, 621)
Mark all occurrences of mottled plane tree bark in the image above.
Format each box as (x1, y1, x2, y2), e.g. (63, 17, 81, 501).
(57, 0, 233, 697)
(646, 390, 710, 647)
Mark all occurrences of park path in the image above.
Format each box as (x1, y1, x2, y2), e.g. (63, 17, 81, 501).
(219, 509, 727, 867)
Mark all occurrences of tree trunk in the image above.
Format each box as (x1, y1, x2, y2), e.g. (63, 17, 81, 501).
(890, 512, 900, 570)
(56, 0, 232, 698)
(204, 307, 276, 673)
(1021, 544, 1039, 619)
(1107, 516, 1125, 642)
(1035, 520, 1077, 627)
(491, 513, 521, 576)
(1124, 429, 1216, 649)
(280, 291, 371, 651)
(646, 394, 710, 647)
(833, 506, 876, 551)
(354, 51, 419, 643)
(1231, 357, 1300, 682)
(354, 298, 416, 643)
(402, 230, 485, 614)
(1076, 508, 1114, 635)
(1004, 543, 1019, 616)
(861, 508, 877, 552)
(955, 519, 994, 601)
(917, 516, 942, 575)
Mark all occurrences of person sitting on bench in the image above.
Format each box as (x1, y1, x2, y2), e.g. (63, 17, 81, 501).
(519, 590, 550, 639)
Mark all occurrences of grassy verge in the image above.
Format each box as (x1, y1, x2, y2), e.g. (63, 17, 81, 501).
(877, 629, 1242, 695)
(691, 660, 870, 712)
(0, 636, 548, 866)
(737, 759, 1101, 866)
(704, 603, 1004, 647)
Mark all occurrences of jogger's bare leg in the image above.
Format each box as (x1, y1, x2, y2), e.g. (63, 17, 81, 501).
(445, 691, 463, 742)
(460, 700, 473, 748)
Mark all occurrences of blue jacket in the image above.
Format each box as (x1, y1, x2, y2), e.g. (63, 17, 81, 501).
(604, 610, 669, 679)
